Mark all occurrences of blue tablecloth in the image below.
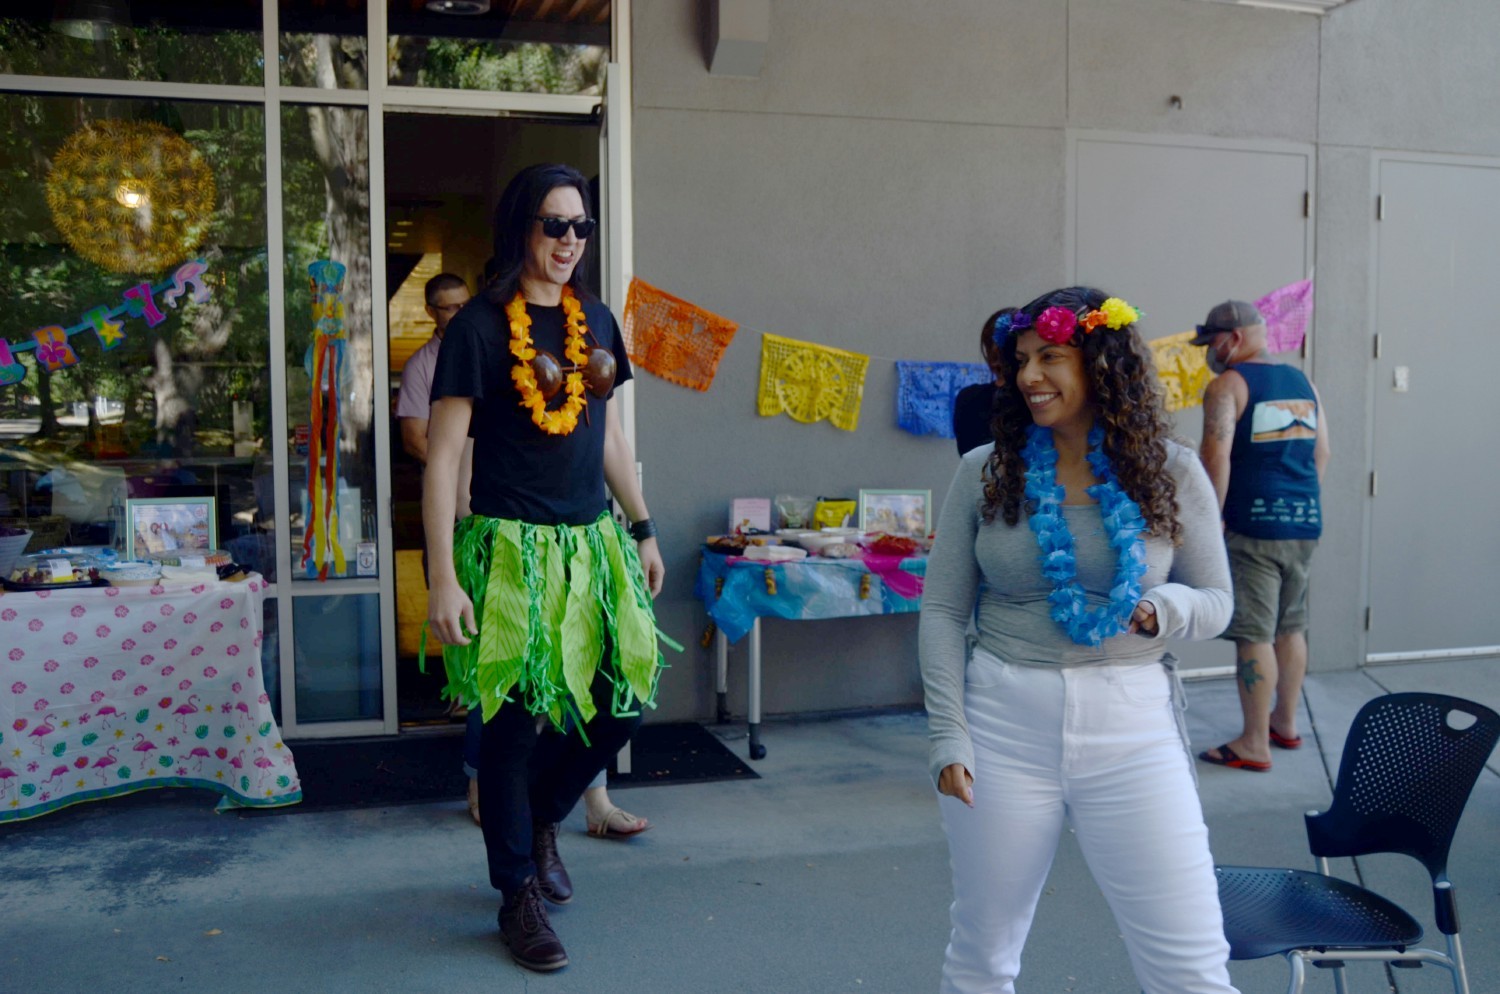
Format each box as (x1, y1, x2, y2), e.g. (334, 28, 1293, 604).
(695, 550, 927, 644)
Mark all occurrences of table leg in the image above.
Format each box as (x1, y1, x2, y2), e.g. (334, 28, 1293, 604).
(747, 617, 765, 760)
(715, 628, 730, 724)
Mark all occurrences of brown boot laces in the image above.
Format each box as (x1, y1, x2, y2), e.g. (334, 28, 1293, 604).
(514, 881, 552, 936)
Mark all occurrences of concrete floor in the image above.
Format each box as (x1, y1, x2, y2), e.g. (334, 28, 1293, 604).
(3, 659, 1497, 993)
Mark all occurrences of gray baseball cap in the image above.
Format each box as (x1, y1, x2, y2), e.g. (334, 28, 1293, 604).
(1191, 300, 1263, 345)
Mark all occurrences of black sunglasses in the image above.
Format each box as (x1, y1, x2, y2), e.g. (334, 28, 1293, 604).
(534, 215, 597, 239)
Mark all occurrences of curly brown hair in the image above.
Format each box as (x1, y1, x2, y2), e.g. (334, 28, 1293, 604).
(981, 286, 1182, 544)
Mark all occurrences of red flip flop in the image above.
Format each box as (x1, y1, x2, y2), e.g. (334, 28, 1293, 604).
(1269, 728, 1303, 750)
(1198, 744, 1272, 772)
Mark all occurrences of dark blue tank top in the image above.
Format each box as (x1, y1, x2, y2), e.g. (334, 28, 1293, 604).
(1222, 362, 1321, 540)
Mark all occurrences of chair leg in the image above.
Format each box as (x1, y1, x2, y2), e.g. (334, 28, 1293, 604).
(1332, 964, 1349, 994)
(1448, 933, 1470, 994)
(1286, 951, 1307, 994)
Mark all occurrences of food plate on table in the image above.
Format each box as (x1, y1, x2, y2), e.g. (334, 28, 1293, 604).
(743, 544, 807, 562)
(98, 560, 163, 587)
(5, 559, 106, 590)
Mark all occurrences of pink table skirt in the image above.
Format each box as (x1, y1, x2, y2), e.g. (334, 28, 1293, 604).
(0, 575, 301, 824)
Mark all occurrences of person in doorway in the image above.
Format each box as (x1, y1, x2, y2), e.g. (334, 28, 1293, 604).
(951, 308, 1017, 456)
(424, 162, 665, 973)
(396, 273, 471, 464)
(1194, 300, 1328, 773)
(920, 287, 1237, 994)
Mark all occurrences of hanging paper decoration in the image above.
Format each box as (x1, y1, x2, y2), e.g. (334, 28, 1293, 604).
(45, 119, 216, 274)
(895, 361, 992, 439)
(1148, 331, 1213, 412)
(1256, 278, 1314, 354)
(0, 259, 212, 389)
(302, 260, 349, 581)
(757, 333, 869, 431)
(621, 277, 738, 391)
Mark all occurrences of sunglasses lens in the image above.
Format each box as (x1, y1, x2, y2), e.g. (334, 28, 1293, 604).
(537, 217, 595, 239)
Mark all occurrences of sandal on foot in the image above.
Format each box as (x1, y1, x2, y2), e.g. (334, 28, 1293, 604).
(1269, 728, 1303, 750)
(1198, 743, 1271, 772)
(586, 805, 650, 840)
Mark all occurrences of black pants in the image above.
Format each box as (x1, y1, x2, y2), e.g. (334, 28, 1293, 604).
(479, 668, 642, 895)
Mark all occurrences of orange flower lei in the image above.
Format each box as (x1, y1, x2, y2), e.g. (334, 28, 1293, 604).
(506, 286, 590, 436)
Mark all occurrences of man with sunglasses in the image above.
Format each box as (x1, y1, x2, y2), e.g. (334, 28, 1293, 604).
(424, 163, 666, 972)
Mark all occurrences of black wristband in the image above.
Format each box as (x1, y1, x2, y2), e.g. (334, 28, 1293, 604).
(628, 517, 658, 541)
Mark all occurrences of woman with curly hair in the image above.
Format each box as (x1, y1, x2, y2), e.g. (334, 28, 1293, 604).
(919, 286, 1237, 993)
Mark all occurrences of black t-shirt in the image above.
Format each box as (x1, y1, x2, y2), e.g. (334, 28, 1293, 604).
(952, 381, 997, 455)
(429, 292, 634, 526)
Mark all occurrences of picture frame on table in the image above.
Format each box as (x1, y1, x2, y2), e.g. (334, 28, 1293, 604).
(125, 496, 217, 559)
(858, 489, 932, 538)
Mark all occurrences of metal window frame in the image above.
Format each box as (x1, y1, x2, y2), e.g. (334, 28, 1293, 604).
(0, 0, 630, 739)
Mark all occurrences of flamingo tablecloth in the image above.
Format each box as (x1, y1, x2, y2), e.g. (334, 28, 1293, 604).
(0, 575, 301, 823)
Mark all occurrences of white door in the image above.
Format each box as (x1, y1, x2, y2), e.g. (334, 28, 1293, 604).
(1367, 158, 1500, 660)
(1070, 133, 1314, 671)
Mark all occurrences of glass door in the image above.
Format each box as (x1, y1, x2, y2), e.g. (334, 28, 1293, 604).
(384, 109, 603, 727)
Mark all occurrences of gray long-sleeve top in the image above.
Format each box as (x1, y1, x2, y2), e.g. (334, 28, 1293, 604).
(918, 439, 1232, 786)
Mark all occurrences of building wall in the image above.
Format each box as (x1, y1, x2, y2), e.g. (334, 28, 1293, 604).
(628, 0, 1500, 723)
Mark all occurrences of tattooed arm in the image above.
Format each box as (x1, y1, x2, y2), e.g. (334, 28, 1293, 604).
(1198, 371, 1246, 512)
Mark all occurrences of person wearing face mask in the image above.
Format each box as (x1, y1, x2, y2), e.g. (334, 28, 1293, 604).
(1192, 300, 1329, 774)
(424, 162, 666, 972)
(921, 287, 1237, 994)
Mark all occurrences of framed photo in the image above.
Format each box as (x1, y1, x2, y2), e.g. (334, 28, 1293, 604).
(125, 496, 217, 558)
(858, 489, 932, 538)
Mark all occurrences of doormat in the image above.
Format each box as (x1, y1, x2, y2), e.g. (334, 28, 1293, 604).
(282, 733, 469, 812)
(279, 722, 755, 812)
(609, 722, 759, 789)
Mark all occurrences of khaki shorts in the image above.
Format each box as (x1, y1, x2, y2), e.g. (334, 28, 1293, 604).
(1222, 531, 1318, 643)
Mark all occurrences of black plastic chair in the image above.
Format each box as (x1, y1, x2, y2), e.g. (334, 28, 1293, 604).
(1216, 692, 1499, 994)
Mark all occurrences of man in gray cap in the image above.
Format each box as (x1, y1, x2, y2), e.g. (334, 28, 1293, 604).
(1194, 300, 1329, 773)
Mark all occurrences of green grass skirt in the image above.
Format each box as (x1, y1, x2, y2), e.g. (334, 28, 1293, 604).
(429, 511, 663, 730)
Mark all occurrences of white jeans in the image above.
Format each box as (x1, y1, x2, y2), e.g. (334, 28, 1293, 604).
(938, 650, 1237, 994)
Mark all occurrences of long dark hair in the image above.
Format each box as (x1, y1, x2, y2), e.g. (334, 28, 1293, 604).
(484, 162, 594, 305)
(982, 286, 1182, 544)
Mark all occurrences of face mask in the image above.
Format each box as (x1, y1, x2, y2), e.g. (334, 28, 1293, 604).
(1206, 335, 1232, 375)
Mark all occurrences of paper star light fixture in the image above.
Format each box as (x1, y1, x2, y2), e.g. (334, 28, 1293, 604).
(46, 119, 216, 274)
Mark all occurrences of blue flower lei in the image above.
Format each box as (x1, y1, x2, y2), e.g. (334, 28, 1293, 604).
(1021, 423, 1150, 646)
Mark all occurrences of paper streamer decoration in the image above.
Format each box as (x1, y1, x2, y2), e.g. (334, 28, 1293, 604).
(1256, 278, 1314, 354)
(1148, 331, 1214, 413)
(895, 361, 992, 439)
(301, 260, 349, 581)
(757, 333, 869, 431)
(621, 278, 738, 391)
(0, 259, 212, 389)
(45, 119, 216, 274)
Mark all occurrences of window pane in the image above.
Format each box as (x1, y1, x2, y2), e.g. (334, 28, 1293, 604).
(281, 1, 368, 90)
(0, 4, 261, 87)
(0, 94, 271, 578)
(389, 2, 608, 95)
(292, 593, 382, 723)
(280, 33, 369, 90)
(281, 103, 378, 582)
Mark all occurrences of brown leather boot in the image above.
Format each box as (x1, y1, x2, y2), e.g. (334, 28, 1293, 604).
(531, 820, 574, 905)
(498, 876, 568, 972)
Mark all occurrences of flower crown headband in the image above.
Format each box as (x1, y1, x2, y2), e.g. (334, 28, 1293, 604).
(992, 297, 1141, 348)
